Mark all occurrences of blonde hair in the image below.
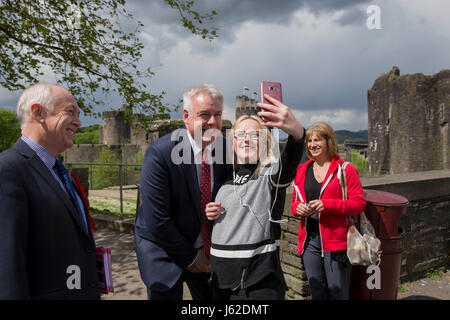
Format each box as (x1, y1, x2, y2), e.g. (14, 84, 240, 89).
(231, 115, 278, 176)
(305, 122, 338, 160)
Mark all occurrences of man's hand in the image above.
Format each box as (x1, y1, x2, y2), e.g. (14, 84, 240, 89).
(186, 248, 210, 273)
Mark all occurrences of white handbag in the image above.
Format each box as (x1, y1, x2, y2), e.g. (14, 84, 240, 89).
(340, 162, 381, 266)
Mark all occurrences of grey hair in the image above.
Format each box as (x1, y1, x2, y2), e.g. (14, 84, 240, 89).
(17, 83, 55, 128)
(183, 84, 224, 113)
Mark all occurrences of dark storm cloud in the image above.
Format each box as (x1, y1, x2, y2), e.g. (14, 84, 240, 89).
(127, 0, 372, 43)
(334, 7, 366, 26)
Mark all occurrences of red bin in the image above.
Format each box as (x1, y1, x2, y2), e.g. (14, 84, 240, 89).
(349, 189, 409, 300)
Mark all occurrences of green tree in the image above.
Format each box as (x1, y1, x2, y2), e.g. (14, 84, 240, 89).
(0, 108, 21, 151)
(92, 147, 121, 189)
(73, 124, 100, 144)
(0, 0, 217, 120)
(350, 149, 368, 177)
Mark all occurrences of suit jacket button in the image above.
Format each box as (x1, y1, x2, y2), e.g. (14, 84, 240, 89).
(89, 280, 97, 288)
(86, 247, 93, 254)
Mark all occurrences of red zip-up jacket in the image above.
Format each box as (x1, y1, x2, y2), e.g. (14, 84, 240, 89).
(291, 155, 366, 255)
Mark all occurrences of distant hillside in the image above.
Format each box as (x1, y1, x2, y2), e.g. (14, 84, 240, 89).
(335, 130, 368, 144)
(74, 124, 100, 144)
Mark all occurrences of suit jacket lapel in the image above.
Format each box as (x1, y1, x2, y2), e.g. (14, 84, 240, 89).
(71, 176, 95, 240)
(176, 131, 201, 220)
(16, 140, 91, 239)
(211, 137, 227, 198)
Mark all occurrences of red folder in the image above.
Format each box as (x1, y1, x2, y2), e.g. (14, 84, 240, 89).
(96, 247, 114, 294)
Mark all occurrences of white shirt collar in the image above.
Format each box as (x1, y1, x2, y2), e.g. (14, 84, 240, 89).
(186, 129, 213, 164)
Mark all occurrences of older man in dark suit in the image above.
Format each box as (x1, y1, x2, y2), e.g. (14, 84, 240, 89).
(0, 83, 99, 299)
(135, 84, 230, 300)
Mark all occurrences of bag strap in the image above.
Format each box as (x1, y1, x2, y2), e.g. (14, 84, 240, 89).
(340, 162, 354, 227)
(340, 162, 350, 200)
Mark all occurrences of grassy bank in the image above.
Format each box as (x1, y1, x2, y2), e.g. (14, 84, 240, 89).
(89, 196, 137, 219)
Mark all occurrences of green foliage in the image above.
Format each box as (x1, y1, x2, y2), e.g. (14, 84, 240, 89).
(0, 0, 218, 120)
(0, 108, 21, 151)
(165, 0, 218, 40)
(92, 147, 120, 189)
(89, 196, 137, 218)
(335, 130, 368, 144)
(397, 281, 408, 293)
(426, 268, 445, 280)
(350, 149, 368, 177)
(124, 150, 144, 185)
(73, 124, 100, 144)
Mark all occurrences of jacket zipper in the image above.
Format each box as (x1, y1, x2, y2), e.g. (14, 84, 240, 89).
(240, 267, 246, 290)
(302, 217, 308, 254)
(318, 173, 334, 258)
(294, 185, 309, 255)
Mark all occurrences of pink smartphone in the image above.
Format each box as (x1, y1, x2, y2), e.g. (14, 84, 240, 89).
(261, 81, 282, 104)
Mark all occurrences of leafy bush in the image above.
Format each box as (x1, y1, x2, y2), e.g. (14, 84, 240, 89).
(92, 147, 121, 189)
(73, 124, 100, 144)
(350, 149, 368, 176)
(0, 108, 21, 152)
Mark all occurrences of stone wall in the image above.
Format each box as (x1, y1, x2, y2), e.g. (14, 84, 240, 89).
(368, 67, 450, 175)
(280, 169, 450, 299)
(64, 144, 110, 163)
(64, 144, 141, 187)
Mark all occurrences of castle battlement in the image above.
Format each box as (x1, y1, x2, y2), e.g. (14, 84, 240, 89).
(235, 95, 260, 120)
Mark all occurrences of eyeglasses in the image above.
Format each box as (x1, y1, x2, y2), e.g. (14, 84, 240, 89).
(234, 131, 260, 141)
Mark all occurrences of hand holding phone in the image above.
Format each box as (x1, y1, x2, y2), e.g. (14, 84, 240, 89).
(257, 81, 304, 140)
(260, 81, 282, 104)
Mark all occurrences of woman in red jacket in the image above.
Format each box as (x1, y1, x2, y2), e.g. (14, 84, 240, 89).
(291, 122, 366, 300)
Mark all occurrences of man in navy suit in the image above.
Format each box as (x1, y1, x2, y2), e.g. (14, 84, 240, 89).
(135, 84, 229, 300)
(0, 84, 99, 299)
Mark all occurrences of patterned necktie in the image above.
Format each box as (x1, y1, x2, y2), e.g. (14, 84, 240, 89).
(54, 159, 88, 232)
(200, 152, 212, 257)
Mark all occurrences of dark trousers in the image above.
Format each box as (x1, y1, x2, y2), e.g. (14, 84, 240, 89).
(212, 273, 285, 300)
(147, 271, 213, 300)
(302, 226, 350, 300)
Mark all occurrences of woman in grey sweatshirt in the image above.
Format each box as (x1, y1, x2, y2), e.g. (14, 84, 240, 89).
(206, 95, 305, 300)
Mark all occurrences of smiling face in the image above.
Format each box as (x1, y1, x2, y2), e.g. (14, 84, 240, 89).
(233, 118, 263, 164)
(307, 132, 329, 161)
(183, 91, 223, 149)
(42, 86, 81, 155)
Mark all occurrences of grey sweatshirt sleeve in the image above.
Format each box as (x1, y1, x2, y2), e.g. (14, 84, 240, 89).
(270, 128, 305, 187)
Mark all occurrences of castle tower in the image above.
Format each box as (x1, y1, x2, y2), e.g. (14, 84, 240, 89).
(101, 110, 131, 145)
(235, 95, 260, 121)
(368, 66, 450, 175)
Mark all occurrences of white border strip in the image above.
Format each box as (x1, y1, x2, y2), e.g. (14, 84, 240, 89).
(210, 240, 280, 258)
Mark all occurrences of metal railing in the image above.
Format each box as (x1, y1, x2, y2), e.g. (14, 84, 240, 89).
(66, 162, 142, 219)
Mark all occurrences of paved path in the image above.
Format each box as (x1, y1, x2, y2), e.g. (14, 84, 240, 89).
(95, 229, 192, 300)
(94, 228, 448, 300)
(89, 189, 138, 200)
(397, 270, 450, 300)
(95, 229, 146, 300)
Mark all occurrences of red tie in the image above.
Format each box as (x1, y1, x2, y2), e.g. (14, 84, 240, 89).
(200, 152, 212, 257)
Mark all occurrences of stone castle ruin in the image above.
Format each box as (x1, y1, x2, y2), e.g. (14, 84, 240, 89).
(235, 95, 259, 119)
(368, 67, 450, 175)
(65, 108, 232, 167)
(99, 110, 176, 147)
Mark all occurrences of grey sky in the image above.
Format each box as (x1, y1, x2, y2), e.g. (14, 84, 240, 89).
(1, 0, 449, 131)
